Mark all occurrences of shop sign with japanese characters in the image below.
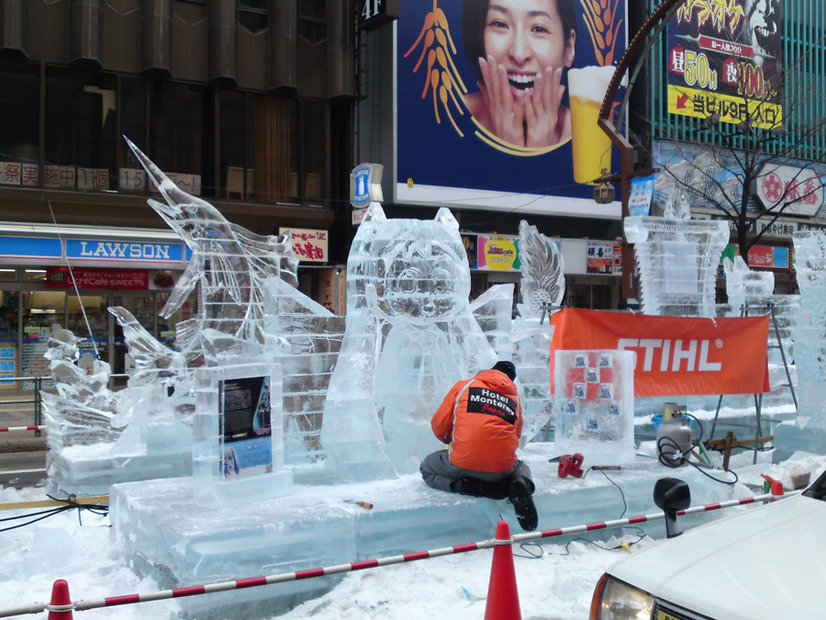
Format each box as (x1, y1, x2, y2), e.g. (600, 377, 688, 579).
(667, 1, 784, 128)
(280, 228, 328, 263)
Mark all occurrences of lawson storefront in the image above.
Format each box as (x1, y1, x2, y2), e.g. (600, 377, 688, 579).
(0, 223, 193, 389)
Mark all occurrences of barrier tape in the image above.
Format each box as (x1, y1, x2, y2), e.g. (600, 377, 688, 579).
(0, 426, 44, 433)
(0, 490, 798, 618)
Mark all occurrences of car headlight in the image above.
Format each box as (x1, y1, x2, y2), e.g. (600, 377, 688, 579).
(590, 574, 655, 620)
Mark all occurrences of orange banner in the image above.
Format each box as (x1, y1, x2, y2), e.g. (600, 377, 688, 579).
(550, 309, 770, 396)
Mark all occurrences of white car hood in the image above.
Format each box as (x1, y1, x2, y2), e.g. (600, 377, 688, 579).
(609, 494, 826, 618)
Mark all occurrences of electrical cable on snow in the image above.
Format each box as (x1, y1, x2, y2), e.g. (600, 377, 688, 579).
(0, 495, 109, 533)
(656, 411, 740, 485)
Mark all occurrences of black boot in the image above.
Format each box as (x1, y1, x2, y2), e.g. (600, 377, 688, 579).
(452, 477, 509, 500)
(508, 477, 538, 531)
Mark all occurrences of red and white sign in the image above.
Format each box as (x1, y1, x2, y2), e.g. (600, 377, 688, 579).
(755, 164, 823, 216)
(280, 228, 328, 263)
(46, 267, 149, 290)
(551, 308, 770, 396)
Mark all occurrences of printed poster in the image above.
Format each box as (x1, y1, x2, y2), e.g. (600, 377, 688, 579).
(220, 375, 273, 479)
(667, 1, 784, 128)
(396, 0, 628, 218)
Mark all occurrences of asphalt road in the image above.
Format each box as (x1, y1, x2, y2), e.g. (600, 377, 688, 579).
(0, 449, 47, 489)
(0, 394, 48, 489)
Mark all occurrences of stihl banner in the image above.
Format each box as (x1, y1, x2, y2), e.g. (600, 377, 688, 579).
(550, 309, 770, 396)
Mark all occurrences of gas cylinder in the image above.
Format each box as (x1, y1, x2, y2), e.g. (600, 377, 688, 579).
(656, 417, 692, 466)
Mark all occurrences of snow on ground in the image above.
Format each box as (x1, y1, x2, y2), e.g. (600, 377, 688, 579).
(0, 478, 658, 619)
(1, 401, 822, 620)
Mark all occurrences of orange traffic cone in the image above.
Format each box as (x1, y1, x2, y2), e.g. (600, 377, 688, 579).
(762, 474, 784, 502)
(48, 579, 73, 619)
(770, 478, 784, 499)
(484, 520, 521, 620)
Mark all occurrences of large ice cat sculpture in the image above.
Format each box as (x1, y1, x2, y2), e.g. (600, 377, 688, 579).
(321, 204, 498, 481)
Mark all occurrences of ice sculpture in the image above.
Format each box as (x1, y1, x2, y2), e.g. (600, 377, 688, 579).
(772, 231, 826, 457)
(261, 277, 345, 469)
(44, 141, 317, 495)
(553, 349, 636, 465)
(723, 255, 775, 315)
(721, 256, 798, 396)
(513, 220, 566, 440)
(124, 137, 296, 366)
(41, 326, 121, 450)
(789, 231, 826, 427)
(320, 203, 500, 481)
(624, 216, 729, 317)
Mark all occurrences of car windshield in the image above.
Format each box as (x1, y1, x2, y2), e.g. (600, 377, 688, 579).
(802, 469, 826, 501)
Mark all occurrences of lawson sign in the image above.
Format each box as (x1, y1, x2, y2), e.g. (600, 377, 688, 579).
(66, 239, 185, 265)
(0, 235, 188, 267)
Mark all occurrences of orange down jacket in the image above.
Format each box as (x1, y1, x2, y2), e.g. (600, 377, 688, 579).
(431, 369, 522, 473)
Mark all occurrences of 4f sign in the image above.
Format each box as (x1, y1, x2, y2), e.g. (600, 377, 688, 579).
(358, 0, 399, 32)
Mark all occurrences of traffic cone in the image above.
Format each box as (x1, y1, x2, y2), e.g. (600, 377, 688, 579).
(770, 478, 784, 499)
(484, 520, 521, 620)
(47, 579, 73, 619)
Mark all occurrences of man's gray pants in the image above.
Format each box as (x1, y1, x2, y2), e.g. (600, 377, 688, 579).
(419, 449, 533, 493)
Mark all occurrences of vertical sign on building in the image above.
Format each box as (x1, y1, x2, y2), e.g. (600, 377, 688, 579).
(350, 163, 384, 225)
(667, 1, 784, 129)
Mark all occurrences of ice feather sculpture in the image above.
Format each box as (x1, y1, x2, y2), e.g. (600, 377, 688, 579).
(517, 220, 565, 319)
(513, 221, 565, 441)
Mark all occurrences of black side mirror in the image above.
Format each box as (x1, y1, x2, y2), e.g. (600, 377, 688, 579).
(653, 477, 691, 539)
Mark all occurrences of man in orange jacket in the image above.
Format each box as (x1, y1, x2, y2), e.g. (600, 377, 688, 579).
(420, 360, 538, 531)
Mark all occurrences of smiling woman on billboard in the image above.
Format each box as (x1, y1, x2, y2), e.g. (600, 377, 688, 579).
(461, 0, 577, 149)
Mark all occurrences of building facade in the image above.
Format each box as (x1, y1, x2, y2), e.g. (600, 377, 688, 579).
(0, 0, 357, 385)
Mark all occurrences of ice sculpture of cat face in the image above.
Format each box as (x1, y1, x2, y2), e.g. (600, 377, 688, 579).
(350, 205, 470, 326)
(375, 239, 467, 324)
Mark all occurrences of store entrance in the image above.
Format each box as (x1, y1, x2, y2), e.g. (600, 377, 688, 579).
(565, 278, 617, 310)
(16, 288, 186, 388)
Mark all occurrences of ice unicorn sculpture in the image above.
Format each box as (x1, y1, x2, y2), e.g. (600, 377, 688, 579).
(43, 140, 330, 495)
(321, 204, 500, 481)
(124, 137, 296, 366)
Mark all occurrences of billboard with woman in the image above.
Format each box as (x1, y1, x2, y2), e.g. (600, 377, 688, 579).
(395, 0, 627, 217)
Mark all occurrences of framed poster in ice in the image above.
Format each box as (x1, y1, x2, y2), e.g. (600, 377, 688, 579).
(193, 363, 292, 507)
(220, 375, 273, 479)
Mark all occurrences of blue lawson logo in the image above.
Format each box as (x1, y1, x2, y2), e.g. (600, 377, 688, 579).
(351, 163, 383, 209)
(352, 165, 373, 208)
(66, 239, 184, 264)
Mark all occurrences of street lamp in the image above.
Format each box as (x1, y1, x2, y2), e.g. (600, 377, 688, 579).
(597, 0, 689, 302)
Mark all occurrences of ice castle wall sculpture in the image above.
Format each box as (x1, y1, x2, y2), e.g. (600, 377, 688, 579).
(320, 204, 500, 481)
(625, 215, 729, 317)
(789, 230, 826, 427)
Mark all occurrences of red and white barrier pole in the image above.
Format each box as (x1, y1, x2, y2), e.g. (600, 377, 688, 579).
(0, 426, 44, 433)
(0, 490, 798, 618)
